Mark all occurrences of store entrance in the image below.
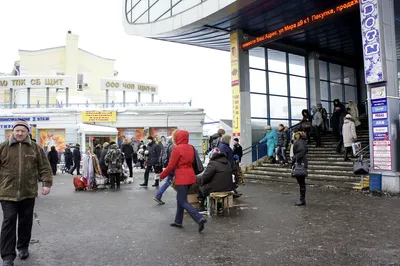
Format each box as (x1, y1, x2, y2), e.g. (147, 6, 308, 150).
(86, 135, 116, 149)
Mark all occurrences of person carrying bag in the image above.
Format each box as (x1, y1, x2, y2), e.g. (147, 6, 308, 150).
(291, 131, 308, 206)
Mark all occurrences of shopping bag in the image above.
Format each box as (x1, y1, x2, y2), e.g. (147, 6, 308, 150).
(353, 156, 369, 175)
(352, 142, 361, 156)
(291, 162, 308, 177)
(192, 146, 204, 175)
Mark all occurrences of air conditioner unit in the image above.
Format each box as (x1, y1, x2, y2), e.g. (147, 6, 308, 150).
(77, 84, 83, 91)
(83, 83, 89, 88)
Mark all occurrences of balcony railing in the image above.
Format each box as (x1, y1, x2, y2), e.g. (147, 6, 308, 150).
(125, 0, 206, 24)
(0, 101, 192, 110)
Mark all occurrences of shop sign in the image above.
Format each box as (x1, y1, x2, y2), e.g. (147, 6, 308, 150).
(101, 78, 158, 95)
(360, 0, 385, 84)
(81, 111, 117, 123)
(0, 76, 74, 90)
(372, 140, 391, 171)
(370, 86, 388, 141)
(230, 31, 241, 138)
(0, 117, 50, 122)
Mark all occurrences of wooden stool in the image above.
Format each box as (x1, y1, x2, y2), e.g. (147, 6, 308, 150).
(206, 191, 234, 216)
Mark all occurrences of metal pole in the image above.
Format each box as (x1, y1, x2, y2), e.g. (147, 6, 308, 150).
(151, 94, 154, 102)
(138, 92, 141, 102)
(27, 87, 30, 108)
(123, 91, 126, 107)
(256, 144, 259, 161)
(46, 87, 49, 108)
(9, 88, 13, 109)
(66, 87, 69, 107)
(106, 89, 109, 107)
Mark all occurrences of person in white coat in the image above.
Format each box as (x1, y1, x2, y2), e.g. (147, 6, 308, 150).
(347, 100, 361, 127)
(342, 114, 357, 161)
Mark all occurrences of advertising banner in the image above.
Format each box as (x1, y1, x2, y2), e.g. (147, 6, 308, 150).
(117, 128, 145, 145)
(39, 129, 66, 153)
(230, 31, 241, 137)
(360, 0, 385, 84)
(81, 111, 117, 123)
(149, 128, 176, 140)
(0, 76, 74, 90)
(101, 78, 158, 95)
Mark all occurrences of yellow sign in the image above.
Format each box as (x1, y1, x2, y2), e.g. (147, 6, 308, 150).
(81, 111, 117, 123)
(230, 31, 241, 137)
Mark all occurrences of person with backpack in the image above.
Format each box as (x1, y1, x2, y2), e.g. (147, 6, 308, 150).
(153, 136, 175, 205)
(208, 129, 225, 152)
(105, 141, 125, 190)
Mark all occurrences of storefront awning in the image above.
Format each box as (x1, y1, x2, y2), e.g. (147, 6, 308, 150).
(77, 123, 118, 135)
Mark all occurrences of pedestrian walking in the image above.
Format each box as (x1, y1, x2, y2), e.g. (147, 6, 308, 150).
(64, 145, 73, 171)
(342, 114, 357, 161)
(232, 138, 243, 163)
(121, 138, 134, 177)
(140, 136, 161, 187)
(69, 144, 82, 175)
(276, 124, 288, 166)
(159, 130, 207, 232)
(99, 142, 109, 178)
(259, 125, 278, 163)
(153, 136, 175, 204)
(47, 146, 59, 175)
(105, 141, 125, 190)
(0, 120, 53, 266)
(94, 144, 102, 159)
(311, 106, 323, 147)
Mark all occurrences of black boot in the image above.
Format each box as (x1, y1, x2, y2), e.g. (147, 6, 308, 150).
(295, 188, 306, 206)
(152, 180, 159, 187)
(110, 175, 115, 189)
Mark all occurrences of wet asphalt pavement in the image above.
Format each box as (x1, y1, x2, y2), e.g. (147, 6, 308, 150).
(2, 170, 400, 266)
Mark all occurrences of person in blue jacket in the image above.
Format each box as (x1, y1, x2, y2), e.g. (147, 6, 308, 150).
(259, 125, 278, 163)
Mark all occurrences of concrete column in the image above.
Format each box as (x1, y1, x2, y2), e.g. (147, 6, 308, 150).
(231, 29, 252, 165)
(81, 132, 86, 154)
(308, 52, 321, 107)
(9, 88, 13, 109)
(27, 88, 30, 108)
(363, 0, 400, 192)
(46, 87, 50, 108)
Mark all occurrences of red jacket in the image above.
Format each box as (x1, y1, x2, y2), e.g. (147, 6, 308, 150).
(160, 130, 195, 185)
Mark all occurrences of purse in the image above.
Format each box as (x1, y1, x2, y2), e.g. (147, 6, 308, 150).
(353, 155, 369, 175)
(192, 146, 204, 175)
(291, 156, 308, 177)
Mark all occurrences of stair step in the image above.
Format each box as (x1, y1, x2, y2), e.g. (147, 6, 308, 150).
(257, 164, 361, 172)
(243, 174, 360, 189)
(250, 169, 360, 179)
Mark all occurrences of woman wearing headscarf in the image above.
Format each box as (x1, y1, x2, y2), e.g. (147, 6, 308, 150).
(347, 100, 361, 127)
(259, 125, 278, 163)
(159, 130, 207, 232)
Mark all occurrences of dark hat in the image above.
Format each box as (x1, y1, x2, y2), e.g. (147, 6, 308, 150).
(13, 120, 30, 132)
(109, 141, 116, 145)
(233, 138, 239, 142)
(147, 136, 154, 141)
(75, 144, 80, 147)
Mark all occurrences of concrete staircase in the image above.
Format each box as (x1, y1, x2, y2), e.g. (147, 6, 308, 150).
(244, 116, 370, 189)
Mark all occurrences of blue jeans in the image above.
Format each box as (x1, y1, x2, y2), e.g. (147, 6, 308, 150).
(155, 174, 173, 199)
(174, 185, 203, 225)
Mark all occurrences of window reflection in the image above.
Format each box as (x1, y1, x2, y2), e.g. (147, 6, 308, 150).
(250, 94, 268, 117)
(249, 47, 266, 69)
(269, 72, 288, 96)
(269, 96, 289, 119)
(320, 81, 329, 101)
(319, 61, 328, 80)
(329, 63, 342, 83)
(250, 69, 266, 93)
(345, 85, 357, 103)
(290, 76, 307, 98)
(251, 118, 268, 144)
(289, 54, 305, 76)
(268, 49, 287, 73)
(270, 119, 289, 129)
(291, 98, 308, 120)
(330, 83, 343, 102)
(343, 67, 356, 85)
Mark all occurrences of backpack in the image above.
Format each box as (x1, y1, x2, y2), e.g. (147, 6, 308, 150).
(192, 146, 204, 175)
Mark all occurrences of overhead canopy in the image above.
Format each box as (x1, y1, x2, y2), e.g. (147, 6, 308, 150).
(77, 123, 118, 135)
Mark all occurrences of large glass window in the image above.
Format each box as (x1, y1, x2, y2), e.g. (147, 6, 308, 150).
(268, 49, 287, 73)
(250, 94, 268, 118)
(343, 67, 356, 85)
(319, 61, 328, 80)
(320, 81, 329, 101)
(329, 63, 342, 83)
(330, 83, 343, 102)
(269, 96, 289, 119)
(291, 98, 308, 120)
(269, 72, 288, 96)
(290, 76, 307, 98)
(250, 69, 266, 93)
(270, 119, 289, 129)
(289, 54, 306, 76)
(249, 48, 266, 70)
(345, 85, 357, 103)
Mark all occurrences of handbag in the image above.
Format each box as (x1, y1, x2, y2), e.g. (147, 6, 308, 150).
(353, 155, 369, 175)
(291, 156, 308, 177)
(154, 165, 163, 174)
(192, 145, 204, 175)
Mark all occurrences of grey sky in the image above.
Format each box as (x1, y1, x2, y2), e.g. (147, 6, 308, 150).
(0, 0, 232, 120)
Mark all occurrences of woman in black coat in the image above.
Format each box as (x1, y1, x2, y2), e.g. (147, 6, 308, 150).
(64, 146, 73, 171)
(292, 131, 308, 206)
(197, 149, 234, 211)
(47, 146, 59, 175)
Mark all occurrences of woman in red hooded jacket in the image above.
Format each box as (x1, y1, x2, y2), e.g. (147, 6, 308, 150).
(159, 130, 207, 232)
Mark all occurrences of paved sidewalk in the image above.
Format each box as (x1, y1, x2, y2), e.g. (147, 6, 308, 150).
(2, 172, 400, 266)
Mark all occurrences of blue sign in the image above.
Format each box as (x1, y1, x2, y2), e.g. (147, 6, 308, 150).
(0, 117, 50, 122)
(373, 120, 388, 127)
(371, 98, 387, 107)
(372, 106, 387, 113)
(373, 133, 389, 141)
(360, 0, 385, 84)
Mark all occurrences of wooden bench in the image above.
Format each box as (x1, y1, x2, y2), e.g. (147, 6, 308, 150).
(206, 191, 234, 216)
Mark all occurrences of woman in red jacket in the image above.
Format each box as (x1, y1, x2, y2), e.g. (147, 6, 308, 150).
(159, 130, 207, 232)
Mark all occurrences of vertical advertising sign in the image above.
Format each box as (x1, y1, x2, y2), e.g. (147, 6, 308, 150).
(230, 31, 241, 137)
(370, 85, 391, 171)
(359, 0, 385, 84)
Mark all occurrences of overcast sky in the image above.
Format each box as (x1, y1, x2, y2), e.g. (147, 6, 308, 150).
(0, 0, 232, 121)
